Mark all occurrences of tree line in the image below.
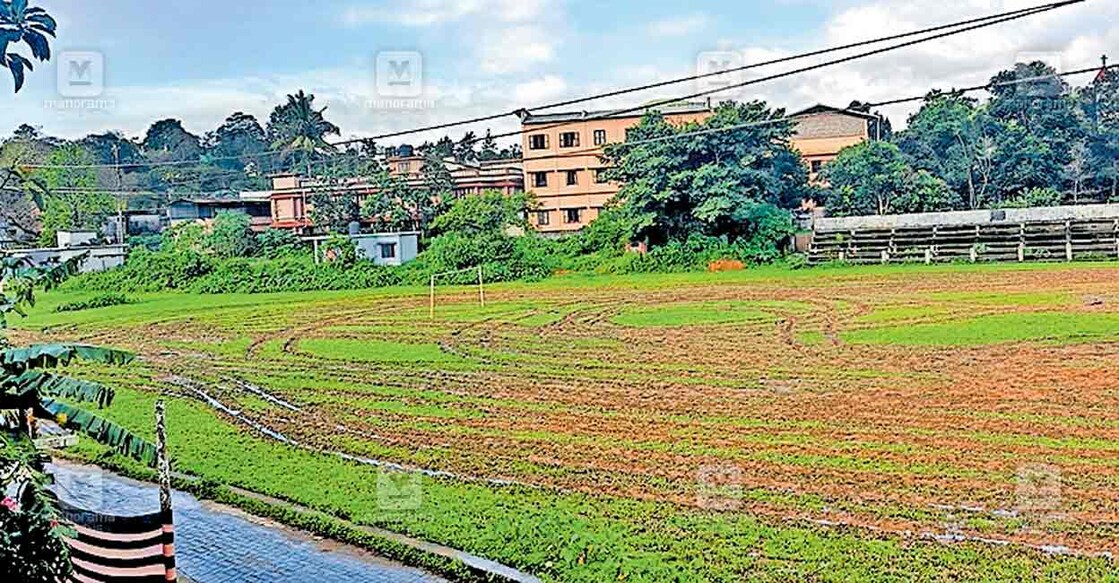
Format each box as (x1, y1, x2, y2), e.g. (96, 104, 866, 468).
(822, 62, 1118, 216)
(0, 89, 522, 245)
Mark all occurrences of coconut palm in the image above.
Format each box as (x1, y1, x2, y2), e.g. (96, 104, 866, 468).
(0, 0, 57, 92)
(267, 90, 340, 174)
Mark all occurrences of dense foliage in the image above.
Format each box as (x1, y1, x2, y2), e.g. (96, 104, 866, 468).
(825, 62, 1118, 215)
(603, 101, 806, 247)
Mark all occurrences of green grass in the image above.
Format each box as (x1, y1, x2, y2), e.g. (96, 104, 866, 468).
(62, 382, 1119, 583)
(297, 338, 465, 364)
(845, 312, 1119, 346)
(19, 261, 1119, 582)
(612, 301, 806, 328)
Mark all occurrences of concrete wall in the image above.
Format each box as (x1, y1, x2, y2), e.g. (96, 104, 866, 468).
(6, 245, 127, 273)
(816, 204, 1119, 232)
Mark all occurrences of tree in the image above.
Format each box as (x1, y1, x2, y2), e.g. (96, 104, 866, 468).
(478, 131, 500, 161)
(419, 136, 454, 160)
(0, 0, 56, 92)
(602, 101, 806, 245)
(33, 144, 115, 246)
(1080, 65, 1119, 200)
(455, 132, 478, 164)
(78, 132, 143, 167)
(204, 112, 267, 171)
(896, 92, 990, 209)
(822, 141, 956, 216)
(420, 152, 454, 199)
(141, 119, 202, 162)
(266, 90, 339, 174)
(362, 169, 445, 235)
(204, 211, 257, 259)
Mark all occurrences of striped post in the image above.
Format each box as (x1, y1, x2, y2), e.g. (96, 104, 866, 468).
(59, 499, 176, 583)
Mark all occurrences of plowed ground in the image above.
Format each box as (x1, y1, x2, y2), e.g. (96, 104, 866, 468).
(22, 263, 1119, 555)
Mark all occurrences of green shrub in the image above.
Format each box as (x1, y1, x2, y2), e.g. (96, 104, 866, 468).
(189, 257, 403, 294)
(65, 248, 215, 293)
(205, 212, 257, 259)
(53, 293, 135, 313)
(256, 229, 305, 260)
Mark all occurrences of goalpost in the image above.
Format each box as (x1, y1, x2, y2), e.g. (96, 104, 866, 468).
(429, 265, 486, 320)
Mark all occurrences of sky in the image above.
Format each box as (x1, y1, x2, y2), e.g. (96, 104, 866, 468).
(2, 0, 1116, 145)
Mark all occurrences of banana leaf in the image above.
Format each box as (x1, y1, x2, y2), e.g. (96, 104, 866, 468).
(3, 370, 114, 408)
(38, 399, 158, 467)
(0, 344, 135, 374)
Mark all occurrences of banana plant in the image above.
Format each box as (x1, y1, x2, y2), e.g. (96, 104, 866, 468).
(1, 252, 155, 466)
(1, 343, 157, 466)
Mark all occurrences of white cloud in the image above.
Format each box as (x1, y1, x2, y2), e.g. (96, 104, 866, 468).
(342, 0, 551, 27)
(512, 75, 568, 104)
(709, 0, 1119, 127)
(478, 25, 558, 74)
(647, 13, 710, 38)
(18, 0, 1116, 143)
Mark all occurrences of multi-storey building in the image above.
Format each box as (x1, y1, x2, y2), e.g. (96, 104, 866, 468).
(519, 102, 879, 233)
(519, 103, 713, 234)
(788, 105, 880, 183)
(267, 156, 524, 233)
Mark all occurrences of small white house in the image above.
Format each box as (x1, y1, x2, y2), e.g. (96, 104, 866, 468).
(305, 232, 420, 267)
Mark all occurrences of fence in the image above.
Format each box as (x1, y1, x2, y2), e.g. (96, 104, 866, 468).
(809, 204, 1119, 265)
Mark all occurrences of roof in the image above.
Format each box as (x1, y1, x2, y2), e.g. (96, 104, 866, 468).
(169, 197, 266, 206)
(789, 104, 879, 120)
(520, 102, 712, 125)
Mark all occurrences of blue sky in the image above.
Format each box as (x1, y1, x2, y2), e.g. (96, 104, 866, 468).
(4, 0, 1116, 142)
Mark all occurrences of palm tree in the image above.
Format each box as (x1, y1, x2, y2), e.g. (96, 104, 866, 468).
(267, 90, 341, 175)
(0, 0, 57, 92)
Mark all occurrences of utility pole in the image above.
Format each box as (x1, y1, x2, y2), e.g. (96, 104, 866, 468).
(112, 143, 125, 244)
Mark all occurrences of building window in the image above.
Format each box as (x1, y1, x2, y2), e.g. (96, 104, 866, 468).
(379, 243, 397, 259)
(564, 208, 583, 224)
(559, 132, 580, 148)
(536, 211, 551, 226)
(398, 161, 411, 173)
(594, 168, 609, 184)
(529, 134, 549, 150)
(810, 160, 824, 174)
(593, 129, 607, 146)
(533, 172, 549, 188)
(565, 170, 579, 186)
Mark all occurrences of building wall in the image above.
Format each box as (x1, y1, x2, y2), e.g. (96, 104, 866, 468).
(790, 111, 872, 183)
(521, 110, 711, 234)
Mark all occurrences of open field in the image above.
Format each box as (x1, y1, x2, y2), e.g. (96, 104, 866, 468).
(14, 263, 1119, 581)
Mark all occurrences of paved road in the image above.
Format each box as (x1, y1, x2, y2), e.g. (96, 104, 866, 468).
(48, 462, 448, 583)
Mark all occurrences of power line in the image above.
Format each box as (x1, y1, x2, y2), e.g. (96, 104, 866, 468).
(472, 0, 1083, 147)
(22, 0, 1084, 171)
(34, 61, 1113, 196)
(336, 0, 1079, 145)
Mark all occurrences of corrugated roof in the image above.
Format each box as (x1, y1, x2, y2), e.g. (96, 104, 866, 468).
(520, 102, 712, 125)
(790, 104, 879, 120)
